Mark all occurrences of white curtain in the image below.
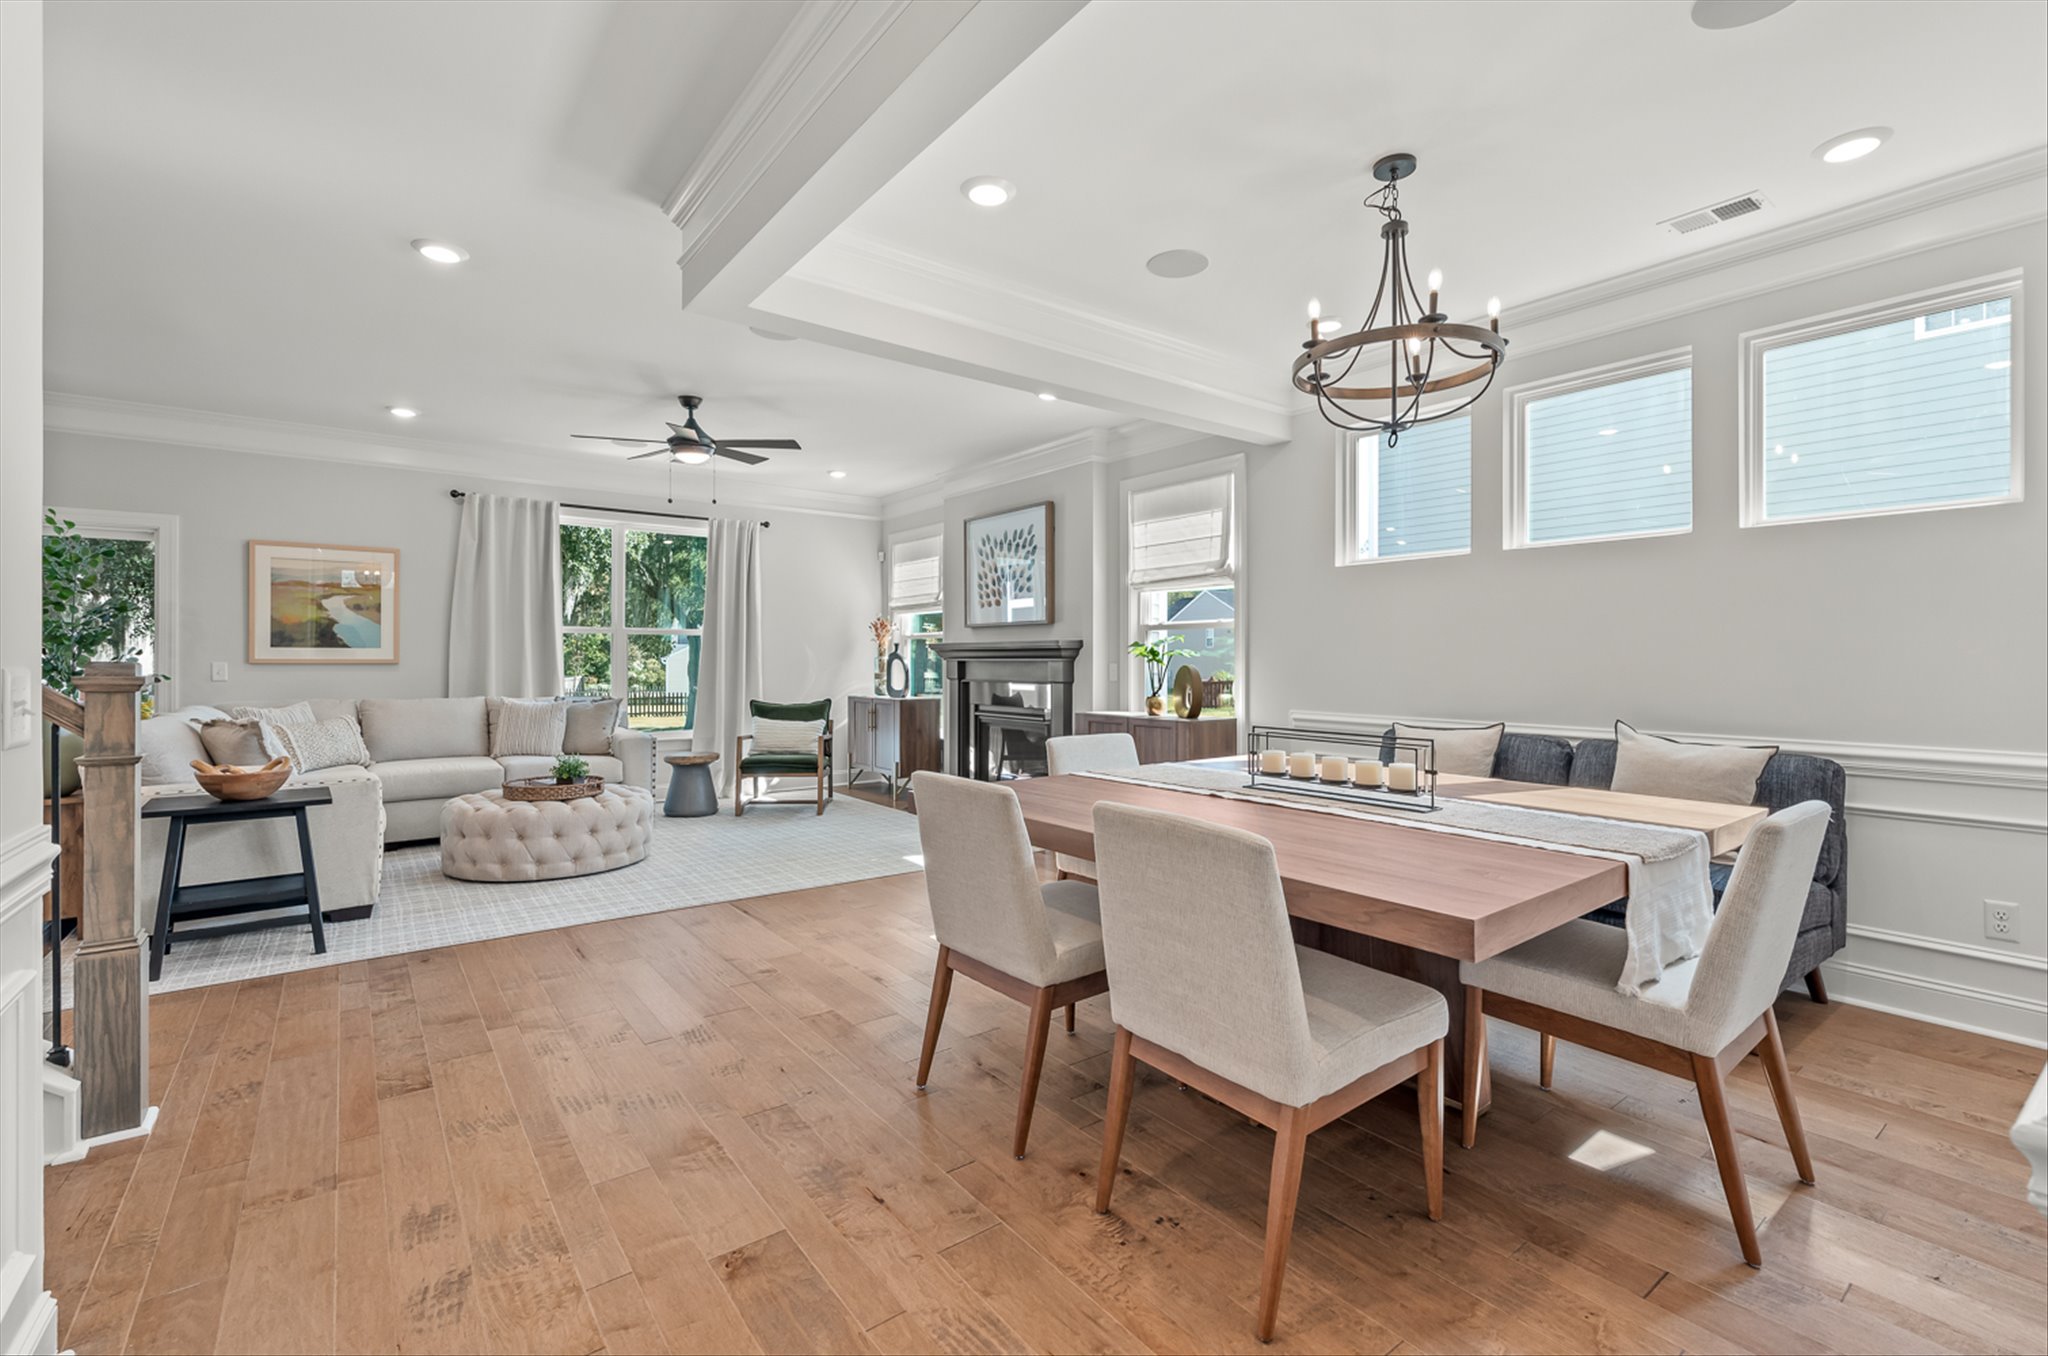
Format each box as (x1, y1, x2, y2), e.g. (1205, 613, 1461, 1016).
(447, 493, 563, 698)
(697, 516, 763, 795)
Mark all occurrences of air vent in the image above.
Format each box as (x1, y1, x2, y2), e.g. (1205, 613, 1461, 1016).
(1659, 191, 1771, 236)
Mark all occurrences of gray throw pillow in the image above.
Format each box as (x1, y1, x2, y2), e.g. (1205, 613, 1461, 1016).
(1392, 721, 1505, 778)
(196, 719, 270, 768)
(272, 717, 373, 774)
(491, 698, 568, 757)
(1610, 720, 1777, 805)
(563, 698, 623, 755)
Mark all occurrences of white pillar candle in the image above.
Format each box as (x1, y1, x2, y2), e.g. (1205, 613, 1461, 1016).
(1287, 751, 1317, 779)
(1320, 755, 1351, 783)
(1352, 760, 1384, 789)
(1387, 760, 1419, 792)
(1258, 749, 1287, 775)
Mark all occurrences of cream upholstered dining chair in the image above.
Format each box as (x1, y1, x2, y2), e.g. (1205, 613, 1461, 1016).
(1459, 800, 1832, 1268)
(1090, 802, 1448, 1343)
(1044, 733, 1140, 882)
(910, 771, 1109, 1159)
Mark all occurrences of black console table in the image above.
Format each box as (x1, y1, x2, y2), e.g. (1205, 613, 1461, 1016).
(142, 785, 332, 981)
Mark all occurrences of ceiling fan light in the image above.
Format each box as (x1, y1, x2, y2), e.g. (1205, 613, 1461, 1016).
(673, 448, 712, 465)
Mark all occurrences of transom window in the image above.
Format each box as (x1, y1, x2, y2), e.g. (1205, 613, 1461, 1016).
(1342, 418, 1471, 563)
(1744, 276, 2022, 526)
(560, 518, 704, 730)
(1506, 352, 1693, 549)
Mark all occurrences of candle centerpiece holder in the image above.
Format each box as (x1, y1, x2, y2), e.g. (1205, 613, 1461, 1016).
(1244, 723, 1439, 813)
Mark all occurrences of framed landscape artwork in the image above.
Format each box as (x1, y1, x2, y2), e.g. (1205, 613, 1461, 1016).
(963, 501, 1053, 627)
(248, 540, 399, 663)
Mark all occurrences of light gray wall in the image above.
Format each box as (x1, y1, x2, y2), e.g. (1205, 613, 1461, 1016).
(41, 433, 878, 760)
(0, 2, 42, 847)
(1249, 220, 2048, 753)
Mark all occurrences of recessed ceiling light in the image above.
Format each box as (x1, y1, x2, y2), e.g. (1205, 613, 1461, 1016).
(828, 470, 848, 479)
(961, 176, 1015, 208)
(749, 326, 796, 342)
(1662, 464, 1674, 474)
(1987, 359, 2012, 370)
(1598, 428, 1620, 436)
(387, 406, 418, 419)
(410, 239, 469, 264)
(1145, 248, 1209, 278)
(1037, 392, 1058, 402)
(1814, 127, 1891, 164)
(1690, 0, 1796, 30)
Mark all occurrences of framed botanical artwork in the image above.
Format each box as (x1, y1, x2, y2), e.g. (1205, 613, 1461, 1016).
(248, 540, 399, 663)
(963, 501, 1053, 627)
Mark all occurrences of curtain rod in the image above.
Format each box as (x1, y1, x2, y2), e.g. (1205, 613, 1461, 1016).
(448, 490, 767, 528)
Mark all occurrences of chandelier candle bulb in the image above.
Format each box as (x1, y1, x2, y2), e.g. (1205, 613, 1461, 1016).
(1487, 296, 1501, 333)
(1287, 751, 1318, 779)
(1259, 749, 1288, 776)
(1427, 268, 1442, 314)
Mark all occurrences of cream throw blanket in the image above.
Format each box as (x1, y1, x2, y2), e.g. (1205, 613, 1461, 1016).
(1074, 763, 1714, 994)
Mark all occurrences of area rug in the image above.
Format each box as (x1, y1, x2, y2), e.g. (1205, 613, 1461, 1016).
(66, 794, 926, 1000)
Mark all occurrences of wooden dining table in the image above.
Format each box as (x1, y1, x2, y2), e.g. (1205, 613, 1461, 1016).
(1006, 765, 1765, 1113)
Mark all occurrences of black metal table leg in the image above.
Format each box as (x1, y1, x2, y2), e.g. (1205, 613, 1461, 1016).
(150, 817, 186, 983)
(293, 806, 327, 956)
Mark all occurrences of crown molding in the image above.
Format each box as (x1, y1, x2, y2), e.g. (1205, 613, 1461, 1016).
(879, 419, 1213, 519)
(42, 393, 886, 520)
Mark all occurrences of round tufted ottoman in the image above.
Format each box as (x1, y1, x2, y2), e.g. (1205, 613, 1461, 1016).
(439, 785, 654, 882)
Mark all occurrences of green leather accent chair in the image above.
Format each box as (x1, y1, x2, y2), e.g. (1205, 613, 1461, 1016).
(735, 698, 835, 816)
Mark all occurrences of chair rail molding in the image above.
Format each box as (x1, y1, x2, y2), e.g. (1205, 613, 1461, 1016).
(1287, 709, 2048, 1048)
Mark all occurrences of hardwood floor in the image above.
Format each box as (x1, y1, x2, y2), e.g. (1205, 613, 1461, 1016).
(44, 869, 2048, 1354)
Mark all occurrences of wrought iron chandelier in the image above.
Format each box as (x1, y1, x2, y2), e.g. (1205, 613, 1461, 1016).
(1293, 153, 1507, 444)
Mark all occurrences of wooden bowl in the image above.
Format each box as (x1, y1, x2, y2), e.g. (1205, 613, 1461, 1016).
(189, 756, 292, 802)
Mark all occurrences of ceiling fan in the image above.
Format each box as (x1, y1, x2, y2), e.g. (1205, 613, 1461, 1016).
(573, 394, 799, 466)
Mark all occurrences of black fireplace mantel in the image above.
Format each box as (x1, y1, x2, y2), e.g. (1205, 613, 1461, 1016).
(932, 639, 1083, 779)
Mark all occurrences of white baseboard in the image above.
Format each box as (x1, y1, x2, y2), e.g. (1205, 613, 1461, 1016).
(0, 1286, 57, 1356)
(1824, 958, 2048, 1049)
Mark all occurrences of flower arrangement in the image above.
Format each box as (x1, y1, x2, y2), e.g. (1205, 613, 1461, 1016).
(868, 616, 893, 656)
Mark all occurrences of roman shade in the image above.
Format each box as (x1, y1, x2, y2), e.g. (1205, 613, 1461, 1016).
(887, 530, 943, 611)
(1128, 473, 1234, 588)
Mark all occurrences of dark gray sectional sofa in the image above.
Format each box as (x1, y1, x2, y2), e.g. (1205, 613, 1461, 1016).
(1489, 730, 1845, 999)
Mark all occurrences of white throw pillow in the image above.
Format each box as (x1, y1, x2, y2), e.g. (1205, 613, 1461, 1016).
(1393, 721, 1505, 778)
(753, 717, 824, 756)
(491, 698, 568, 757)
(1610, 720, 1776, 805)
(227, 701, 316, 727)
(271, 717, 373, 774)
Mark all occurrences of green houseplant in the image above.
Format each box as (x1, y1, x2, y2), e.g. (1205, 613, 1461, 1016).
(551, 754, 591, 785)
(1127, 634, 1195, 716)
(42, 510, 158, 700)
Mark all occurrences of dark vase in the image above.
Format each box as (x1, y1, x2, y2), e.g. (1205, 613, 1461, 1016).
(885, 645, 910, 698)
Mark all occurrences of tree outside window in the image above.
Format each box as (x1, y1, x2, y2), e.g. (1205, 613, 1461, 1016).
(560, 521, 704, 730)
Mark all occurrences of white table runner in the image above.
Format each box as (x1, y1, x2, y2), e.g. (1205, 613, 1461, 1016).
(1073, 763, 1715, 994)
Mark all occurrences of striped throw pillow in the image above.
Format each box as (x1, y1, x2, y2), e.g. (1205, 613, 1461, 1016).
(491, 698, 568, 757)
(753, 717, 824, 755)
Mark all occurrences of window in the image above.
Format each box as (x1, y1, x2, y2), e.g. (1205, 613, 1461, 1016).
(1342, 418, 1470, 563)
(1507, 352, 1692, 548)
(1744, 277, 2021, 526)
(886, 528, 944, 696)
(1126, 466, 1242, 715)
(43, 507, 178, 711)
(560, 518, 705, 731)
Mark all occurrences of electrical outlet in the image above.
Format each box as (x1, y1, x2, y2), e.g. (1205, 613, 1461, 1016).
(211, 661, 229, 682)
(1984, 900, 2020, 944)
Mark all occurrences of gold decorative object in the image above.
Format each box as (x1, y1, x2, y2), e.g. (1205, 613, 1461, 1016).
(188, 756, 292, 802)
(503, 776, 606, 802)
(1144, 695, 1165, 716)
(1171, 664, 1205, 719)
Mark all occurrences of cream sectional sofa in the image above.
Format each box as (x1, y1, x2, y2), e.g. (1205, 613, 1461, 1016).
(135, 695, 656, 921)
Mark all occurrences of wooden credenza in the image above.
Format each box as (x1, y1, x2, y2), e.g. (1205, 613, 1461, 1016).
(846, 694, 943, 796)
(1075, 711, 1238, 765)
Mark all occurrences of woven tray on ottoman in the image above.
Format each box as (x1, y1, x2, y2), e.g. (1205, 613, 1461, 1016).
(440, 784, 654, 882)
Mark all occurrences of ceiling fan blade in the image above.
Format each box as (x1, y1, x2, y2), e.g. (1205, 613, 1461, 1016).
(666, 422, 704, 442)
(712, 447, 770, 466)
(627, 447, 674, 461)
(572, 434, 666, 443)
(716, 438, 801, 450)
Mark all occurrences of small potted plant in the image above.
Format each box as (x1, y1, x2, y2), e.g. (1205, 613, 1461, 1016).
(1127, 634, 1195, 716)
(551, 754, 590, 785)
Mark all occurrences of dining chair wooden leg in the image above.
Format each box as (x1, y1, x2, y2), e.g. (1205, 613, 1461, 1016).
(1758, 1008, 1816, 1185)
(1419, 1038, 1445, 1222)
(915, 947, 953, 1089)
(1539, 1032, 1557, 1090)
(1461, 987, 1486, 1149)
(1065, 1002, 1076, 1034)
(1255, 1105, 1310, 1343)
(1013, 987, 1056, 1159)
(1095, 1027, 1136, 1213)
(1692, 1052, 1763, 1267)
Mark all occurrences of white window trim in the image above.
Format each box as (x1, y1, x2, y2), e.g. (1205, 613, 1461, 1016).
(561, 513, 705, 724)
(1334, 423, 1473, 568)
(46, 506, 180, 709)
(1120, 452, 1248, 714)
(1502, 347, 1694, 551)
(1738, 270, 2025, 529)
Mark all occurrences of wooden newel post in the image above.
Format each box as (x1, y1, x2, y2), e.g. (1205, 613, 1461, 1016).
(71, 660, 147, 1139)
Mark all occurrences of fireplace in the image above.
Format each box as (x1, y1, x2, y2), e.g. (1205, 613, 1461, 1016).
(931, 639, 1084, 780)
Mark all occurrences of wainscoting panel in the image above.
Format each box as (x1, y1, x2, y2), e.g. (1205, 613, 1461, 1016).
(1289, 711, 2048, 1047)
(0, 828, 61, 1356)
